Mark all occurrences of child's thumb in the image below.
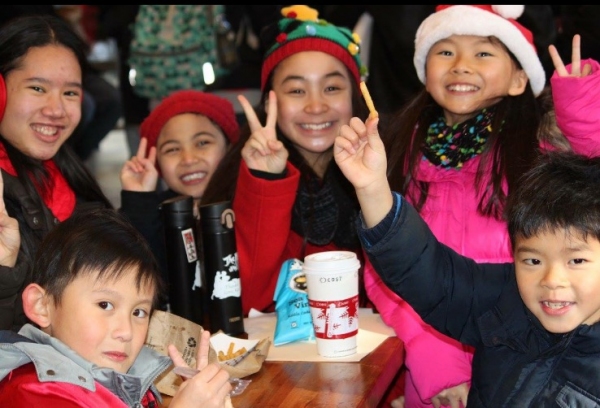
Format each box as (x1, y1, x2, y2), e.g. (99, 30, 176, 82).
(366, 117, 382, 146)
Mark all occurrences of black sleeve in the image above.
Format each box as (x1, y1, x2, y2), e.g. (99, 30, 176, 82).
(120, 190, 168, 285)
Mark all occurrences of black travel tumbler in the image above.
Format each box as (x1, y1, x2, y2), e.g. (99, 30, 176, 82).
(200, 200, 245, 336)
(161, 195, 203, 325)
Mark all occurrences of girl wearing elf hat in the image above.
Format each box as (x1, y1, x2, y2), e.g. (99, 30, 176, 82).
(202, 5, 371, 315)
(343, 5, 600, 408)
(119, 90, 239, 304)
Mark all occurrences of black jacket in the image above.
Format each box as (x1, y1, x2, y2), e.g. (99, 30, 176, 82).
(0, 170, 105, 331)
(359, 193, 600, 407)
(120, 188, 178, 302)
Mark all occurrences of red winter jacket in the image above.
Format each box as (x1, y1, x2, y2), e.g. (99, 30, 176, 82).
(233, 161, 360, 315)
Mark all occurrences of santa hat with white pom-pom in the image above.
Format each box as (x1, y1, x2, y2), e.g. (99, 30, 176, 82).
(413, 5, 545, 96)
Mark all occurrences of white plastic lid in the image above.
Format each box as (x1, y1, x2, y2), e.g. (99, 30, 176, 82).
(303, 251, 360, 274)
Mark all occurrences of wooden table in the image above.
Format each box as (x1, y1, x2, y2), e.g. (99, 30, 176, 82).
(161, 336, 403, 407)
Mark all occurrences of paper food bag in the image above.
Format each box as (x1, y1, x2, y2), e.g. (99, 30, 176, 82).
(145, 310, 270, 397)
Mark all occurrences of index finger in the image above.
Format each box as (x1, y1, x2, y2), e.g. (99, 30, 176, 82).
(264, 90, 278, 130)
(195, 330, 211, 371)
(238, 94, 263, 134)
(136, 137, 149, 159)
(548, 44, 568, 77)
(570, 34, 582, 76)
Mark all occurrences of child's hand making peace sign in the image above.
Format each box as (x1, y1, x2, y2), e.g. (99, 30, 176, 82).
(238, 91, 288, 174)
(120, 137, 159, 193)
(549, 34, 593, 78)
(0, 171, 20, 267)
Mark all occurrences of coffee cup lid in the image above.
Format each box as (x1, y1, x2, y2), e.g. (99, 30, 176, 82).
(303, 251, 360, 273)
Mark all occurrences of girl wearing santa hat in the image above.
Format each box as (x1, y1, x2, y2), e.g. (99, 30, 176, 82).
(361, 5, 600, 408)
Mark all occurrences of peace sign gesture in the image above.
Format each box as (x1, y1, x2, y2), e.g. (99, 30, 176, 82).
(549, 34, 593, 78)
(120, 137, 159, 192)
(0, 171, 21, 267)
(238, 91, 288, 174)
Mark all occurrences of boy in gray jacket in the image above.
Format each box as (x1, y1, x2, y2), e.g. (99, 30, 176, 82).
(0, 207, 232, 407)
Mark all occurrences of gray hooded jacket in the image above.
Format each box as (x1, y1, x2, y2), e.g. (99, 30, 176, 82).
(0, 324, 172, 407)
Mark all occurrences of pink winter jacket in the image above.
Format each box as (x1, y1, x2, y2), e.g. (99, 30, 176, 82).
(365, 58, 600, 407)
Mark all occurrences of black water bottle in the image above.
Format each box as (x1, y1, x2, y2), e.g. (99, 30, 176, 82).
(161, 195, 204, 325)
(200, 200, 245, 336)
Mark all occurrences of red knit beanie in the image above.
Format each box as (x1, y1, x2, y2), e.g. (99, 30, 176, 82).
(140, 90, 240, 154)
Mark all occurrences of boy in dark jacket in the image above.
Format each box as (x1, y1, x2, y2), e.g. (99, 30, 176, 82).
(334, 116, 600, 406)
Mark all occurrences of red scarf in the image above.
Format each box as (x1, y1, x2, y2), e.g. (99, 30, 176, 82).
(0, 142, 75, 221)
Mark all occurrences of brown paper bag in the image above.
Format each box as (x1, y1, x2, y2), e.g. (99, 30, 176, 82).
(145, 310, 270, 397)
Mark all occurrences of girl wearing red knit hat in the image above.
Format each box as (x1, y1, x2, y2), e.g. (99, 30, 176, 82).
(119, 90, 239, 306)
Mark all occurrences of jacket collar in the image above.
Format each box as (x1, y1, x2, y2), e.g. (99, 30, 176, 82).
(478, 281, 600, 354)
(0, 324, 171, 405)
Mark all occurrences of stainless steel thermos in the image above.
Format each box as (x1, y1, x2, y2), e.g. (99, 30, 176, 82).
(161, 195, 204, 325)
(200, 200, 245, 336)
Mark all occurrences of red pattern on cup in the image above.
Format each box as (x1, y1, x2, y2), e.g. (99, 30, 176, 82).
(309, 296, 359, 339)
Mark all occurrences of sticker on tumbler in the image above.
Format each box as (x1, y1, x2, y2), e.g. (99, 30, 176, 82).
(211, 252, 241, 300)
(181, 228, 197, 263)
(309, 296, 359, 339)
(192, 260, 202, 291)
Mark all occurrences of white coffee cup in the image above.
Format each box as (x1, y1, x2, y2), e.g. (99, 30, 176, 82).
(303, 251, 360, 358)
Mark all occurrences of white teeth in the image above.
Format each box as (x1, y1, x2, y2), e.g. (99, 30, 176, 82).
(543, 301, 570, 309)
(447, 84, 478, 92)
(300, 122, 332, 130)
(32, 125, 58, 136)
(181, 172, 205, 182)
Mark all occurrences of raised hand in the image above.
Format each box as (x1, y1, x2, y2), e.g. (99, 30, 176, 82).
(334, 116, 386, 191)
(120, 137, 159, 192)
(238, 91, 288, 174)
(335, 116, 393, 228)
(549, 34, 592, 78)
(0, 171, 20, 267)
(168, 330, 232, 408)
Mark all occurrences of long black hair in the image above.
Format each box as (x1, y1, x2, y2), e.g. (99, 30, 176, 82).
(0, 14, 112, 210)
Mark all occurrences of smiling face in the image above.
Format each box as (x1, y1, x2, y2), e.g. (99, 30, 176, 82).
(425, 35, 527, 126)
(43, 267, 155, 373)
(156, 113, 229, 199)
(271, 51, 354, 169)
(0, 45, 82, 160)
(515, 228, 600, 334)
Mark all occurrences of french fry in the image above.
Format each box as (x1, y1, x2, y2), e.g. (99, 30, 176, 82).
(360, 81, 379, 119)
(217, 342, 248, 361)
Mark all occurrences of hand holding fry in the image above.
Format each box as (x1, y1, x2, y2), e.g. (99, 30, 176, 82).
(335, 116, 393, 229)
(168, 330, 232, 407)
